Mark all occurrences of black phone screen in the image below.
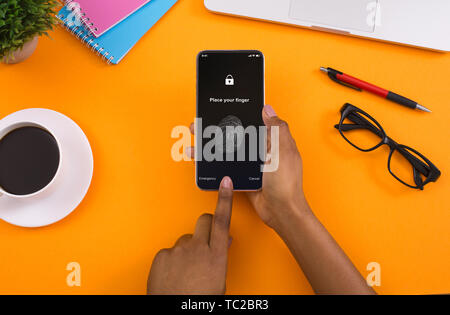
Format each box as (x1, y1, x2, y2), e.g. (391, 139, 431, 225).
(196, 50, 265, 191)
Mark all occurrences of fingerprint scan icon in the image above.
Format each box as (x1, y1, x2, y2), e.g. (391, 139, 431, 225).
(218, 115, 244, 154)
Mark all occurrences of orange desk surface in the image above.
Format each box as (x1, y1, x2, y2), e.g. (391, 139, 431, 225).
(0, 1, 449, 295)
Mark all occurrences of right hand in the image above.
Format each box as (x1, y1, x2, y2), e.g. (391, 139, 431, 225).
(246, 105, 309, 230)
(147, 177, 234, 295)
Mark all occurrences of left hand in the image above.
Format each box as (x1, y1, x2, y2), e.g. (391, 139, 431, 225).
(147, 177, 234, 295)
(186, 106, 307, 231)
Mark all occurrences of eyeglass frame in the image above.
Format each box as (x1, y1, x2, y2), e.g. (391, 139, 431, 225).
(335, 103, 441, 190)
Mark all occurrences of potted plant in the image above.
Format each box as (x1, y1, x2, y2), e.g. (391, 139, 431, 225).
(0, 0, 59, 64)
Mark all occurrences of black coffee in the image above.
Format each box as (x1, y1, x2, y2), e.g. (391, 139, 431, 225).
(0, 127, 60, 196)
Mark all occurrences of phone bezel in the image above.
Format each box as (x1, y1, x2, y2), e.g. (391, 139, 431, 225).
(195, 50, 266, 192)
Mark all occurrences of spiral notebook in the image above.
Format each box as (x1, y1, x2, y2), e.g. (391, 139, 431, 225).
(64, 0, 152, 37)
(58, 0, 178, 64)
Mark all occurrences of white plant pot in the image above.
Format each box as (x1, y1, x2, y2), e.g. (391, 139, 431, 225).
(3, 36, 39, 64)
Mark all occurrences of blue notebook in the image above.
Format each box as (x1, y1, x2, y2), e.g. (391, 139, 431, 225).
(57, 0, 178, 64)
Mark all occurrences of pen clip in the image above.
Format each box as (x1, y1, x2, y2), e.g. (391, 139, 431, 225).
(327, 70, 362, 92)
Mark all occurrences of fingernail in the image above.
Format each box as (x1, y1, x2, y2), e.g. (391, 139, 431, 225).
(264, 105, 277, 117)
(222, 176, 232, 189)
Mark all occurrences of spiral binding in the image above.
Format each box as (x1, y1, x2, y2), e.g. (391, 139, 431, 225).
(58, 8, 115, 64)
(64, 0, 99, 35)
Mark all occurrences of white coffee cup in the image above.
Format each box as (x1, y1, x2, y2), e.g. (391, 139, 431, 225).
(0, 121, 63, 199)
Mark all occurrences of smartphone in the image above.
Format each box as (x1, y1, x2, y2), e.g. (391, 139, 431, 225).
(196, 50, 265, 191)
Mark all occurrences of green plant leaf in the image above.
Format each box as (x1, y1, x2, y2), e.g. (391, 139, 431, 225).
(0, 0, 60, 59)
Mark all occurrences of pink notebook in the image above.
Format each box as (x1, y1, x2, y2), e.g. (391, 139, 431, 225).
(65, 0, 151, 37)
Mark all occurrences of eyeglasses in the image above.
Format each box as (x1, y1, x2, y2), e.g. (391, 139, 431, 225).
(335, 104, 441, 190)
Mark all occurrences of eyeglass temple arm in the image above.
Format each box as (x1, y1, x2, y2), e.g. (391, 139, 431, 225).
(395, 146, 431, 177)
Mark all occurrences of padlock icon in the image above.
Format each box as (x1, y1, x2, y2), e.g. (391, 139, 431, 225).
(225, 74, 234, 86)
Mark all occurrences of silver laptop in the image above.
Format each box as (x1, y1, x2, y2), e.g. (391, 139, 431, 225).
(204, 0, 450, 52)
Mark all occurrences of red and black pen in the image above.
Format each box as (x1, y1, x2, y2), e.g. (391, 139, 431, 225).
(320, 67, 431, 113)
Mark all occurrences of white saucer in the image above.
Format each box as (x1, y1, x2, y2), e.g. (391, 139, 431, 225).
(0, 109, 94, 228)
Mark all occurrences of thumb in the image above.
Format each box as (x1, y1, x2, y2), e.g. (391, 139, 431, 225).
(262, 105, 287, 128)
(262, 105, 291, 151)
